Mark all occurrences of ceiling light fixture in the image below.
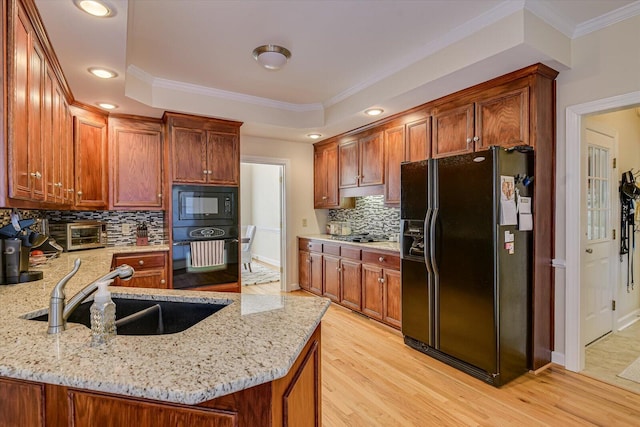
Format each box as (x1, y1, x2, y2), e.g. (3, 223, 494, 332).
(365, 108, 384, 116)
(74, 0, 112, 17)
(97, 102, 117, 110)
(88, 67, 118, 79)
(307, 133, 322, 140)
(252, 45, 292, 70)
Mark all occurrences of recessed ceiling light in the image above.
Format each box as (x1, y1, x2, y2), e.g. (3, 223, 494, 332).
(252, 45, 292, 70)
(307, 133, 322, 140)
(88, 67, 117, 79)
(365, 108, 384, 116)
(97, 102, 117, 110)
(75, 0, 112, 17)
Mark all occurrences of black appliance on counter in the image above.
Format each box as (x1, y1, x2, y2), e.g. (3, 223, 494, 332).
(400, 147, 533, 386)
(171, 185, 239, 289)
(0, 219, 48, 284)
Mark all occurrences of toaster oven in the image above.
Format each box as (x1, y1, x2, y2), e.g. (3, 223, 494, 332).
(48, 221, 107, 251)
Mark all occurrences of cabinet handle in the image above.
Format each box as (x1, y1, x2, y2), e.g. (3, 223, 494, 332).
(207, 170, 213, 175)
(378, 256, 385, 262)
(54, 182, 63, 187)
(30, 171, 42, 179)
(354, 175, 359, 181)
(157, 193, 162, 198)
(160, 279, 166, 285)
(322, 196, 327, 200)
(473, 136, 479, 142)
(77, 191, 83, 198)
(138, 260, 145, 266)
(67, 188, 74, 194)
(308, 243, 312, 248)
(466, 138, 472, 145)
(380, 277, 385, 284)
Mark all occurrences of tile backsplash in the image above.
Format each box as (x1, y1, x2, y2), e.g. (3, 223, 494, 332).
(328, 195, 400, 237)
(0, 209, 166, 246)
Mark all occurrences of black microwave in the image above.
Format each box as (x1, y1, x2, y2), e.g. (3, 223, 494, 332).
(172, 185, 238, 227)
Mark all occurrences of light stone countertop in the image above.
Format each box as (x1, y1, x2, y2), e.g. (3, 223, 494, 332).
(0, 246, 330, 405)
(298, 234, 400, 253)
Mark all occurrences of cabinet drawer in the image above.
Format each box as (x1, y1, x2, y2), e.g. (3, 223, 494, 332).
(340, 246, 361, 260)
(323, 244, 340, 256)
(113, 252, 166, 270)
(298, 239, 323, 252)
(362, 251, 400, 270)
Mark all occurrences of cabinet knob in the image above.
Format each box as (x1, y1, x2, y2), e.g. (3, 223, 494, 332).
(322, 196, 327, 200)
(138, 260, 145, 266)
(473, 136, 480, 142)
(466, 138, 472, 144)
(378, 256, 385, 262)
(160, 279, 166, 285)
(308, 243, 312, 248)
(67, 188, 74, 194)
(77, 191, 83, 197)
(354, 176, 359, 181)
(54, 182, 63, 187)
(157, 193, 162, 198)
(30, 171, 42, 179)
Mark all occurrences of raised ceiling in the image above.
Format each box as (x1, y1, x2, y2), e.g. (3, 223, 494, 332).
(34, 0, 640, 142)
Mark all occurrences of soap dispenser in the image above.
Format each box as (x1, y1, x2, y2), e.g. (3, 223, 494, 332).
(90, 280, 116, 346)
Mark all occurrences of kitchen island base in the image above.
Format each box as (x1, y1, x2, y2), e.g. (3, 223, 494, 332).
(0, 325, 321, 427)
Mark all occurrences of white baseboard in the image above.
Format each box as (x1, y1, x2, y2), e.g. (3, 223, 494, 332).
(287, 283, 301, 292)
(252, 254, 280, 268)
(552, 351, 565, 367)
(618, 309, 640, 331)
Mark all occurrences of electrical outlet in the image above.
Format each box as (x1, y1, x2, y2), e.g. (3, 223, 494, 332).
(122, 223, 131, 234)
(302, 218, 308, 227)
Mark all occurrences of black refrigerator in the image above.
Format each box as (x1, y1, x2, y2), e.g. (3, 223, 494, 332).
(400, 147, 533, 386)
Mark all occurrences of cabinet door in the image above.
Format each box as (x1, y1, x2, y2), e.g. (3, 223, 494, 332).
(172, 127, 207, 183)
(338, 140, 358, 188)
(383, 269, 402, 328)
(110, 118, 163, 209)
(359, 132, 384, 186)
(62, 100, 74, 204)
(10, 5, 31, 200)
(28, 36, 46, 201)
(74, 112, 107, 209)
(384, 126, 404, 205)
(0, 378, 44, 427)
(323, 255, 341, 302)
(49, 78, 65, 203)
(122, 269, 168, 289)
(475, 86, 529, 149)
(432, 103, 474, 158)
(309, 252, 323, 295)
(313, 147, 327, 208)
(298, 250, 310, 290)
(362, 264, 383, 320)
(206, 132, 239, 185)
(340, 258, 362, 311)
(406, 118, 431, 162)
(43, 68, 55, 202)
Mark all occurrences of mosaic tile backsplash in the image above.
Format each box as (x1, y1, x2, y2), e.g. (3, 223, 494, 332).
(0, 209, 166, 246)
(328, 195, 400, 237)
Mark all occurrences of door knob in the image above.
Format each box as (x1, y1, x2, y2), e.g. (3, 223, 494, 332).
(585, 248, 593, 253)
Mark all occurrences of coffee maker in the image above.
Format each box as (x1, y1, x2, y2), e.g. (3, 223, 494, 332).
(0, 218, 47, 285)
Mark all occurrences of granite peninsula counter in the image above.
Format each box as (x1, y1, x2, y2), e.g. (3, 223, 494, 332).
(0, 247, 330, 426)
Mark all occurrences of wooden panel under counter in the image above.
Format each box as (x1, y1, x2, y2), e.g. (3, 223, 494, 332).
(111, 251, 168, 289)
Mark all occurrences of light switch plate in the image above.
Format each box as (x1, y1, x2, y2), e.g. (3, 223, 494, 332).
(122, 223, 131, 234)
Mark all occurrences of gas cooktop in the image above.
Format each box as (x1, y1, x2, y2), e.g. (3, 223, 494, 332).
(330, 234, 388, 243)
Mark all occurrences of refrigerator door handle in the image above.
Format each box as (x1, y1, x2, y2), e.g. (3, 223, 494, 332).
(423, 209, 432, 272)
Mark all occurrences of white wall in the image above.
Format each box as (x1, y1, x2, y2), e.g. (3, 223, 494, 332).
(584, 110, 640, 327)
(240, 136, 326, 290)
(555, 15, 640, 358)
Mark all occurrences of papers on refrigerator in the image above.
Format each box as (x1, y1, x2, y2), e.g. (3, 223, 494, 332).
(500, 176, 518, 225)
(518, 196, 533, 231)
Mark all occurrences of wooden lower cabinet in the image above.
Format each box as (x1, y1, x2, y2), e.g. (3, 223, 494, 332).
(322, 255, 341, 302)
(0, 325, 321, 427)
(111, 252, 169, 289)
(340, 258, 362, 311)
(298, 238, 400, 329)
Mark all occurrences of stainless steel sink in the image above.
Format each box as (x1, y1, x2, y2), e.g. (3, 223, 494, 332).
(28, 298, 229, 335)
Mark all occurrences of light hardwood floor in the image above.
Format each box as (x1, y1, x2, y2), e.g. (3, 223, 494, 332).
(242, 285, 640, 425)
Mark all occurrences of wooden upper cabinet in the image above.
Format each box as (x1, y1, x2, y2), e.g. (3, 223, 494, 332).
(73, 107, 108, 209)
(109, 117, 164, 210)
(384, 125, 404, 206)
(359, 132, 384, 186)
(475, 86, 529, 150)
(338, 139, 358, 188)
(432, 103, 475, 158)
(339, 132, 384, 189)
(206, 132, 239, 185)
(171, 127, 207, 184)
(165, 112, 241, 186)
(314, 141, 339, 208)
(405, 118, 431, 162)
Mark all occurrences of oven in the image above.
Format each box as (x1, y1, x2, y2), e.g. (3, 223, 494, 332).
(171, 185, 239, 289)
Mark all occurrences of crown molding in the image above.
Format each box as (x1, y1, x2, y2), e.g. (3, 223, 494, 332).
(127, 65, 323, 113)
(573, 0, 640, 38)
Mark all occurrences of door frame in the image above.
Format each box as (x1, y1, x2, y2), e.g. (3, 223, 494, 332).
(581, 120, 619, 346)
(565, 90, 640, 372)
(240, 155, 289, 291)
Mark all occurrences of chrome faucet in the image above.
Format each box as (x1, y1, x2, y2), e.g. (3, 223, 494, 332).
(47, 259, 135, 334)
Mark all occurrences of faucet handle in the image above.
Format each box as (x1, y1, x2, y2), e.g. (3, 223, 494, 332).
(50, 259, 82, 299)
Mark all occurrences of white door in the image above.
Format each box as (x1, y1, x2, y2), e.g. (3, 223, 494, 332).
(581, 124, 617, 345)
